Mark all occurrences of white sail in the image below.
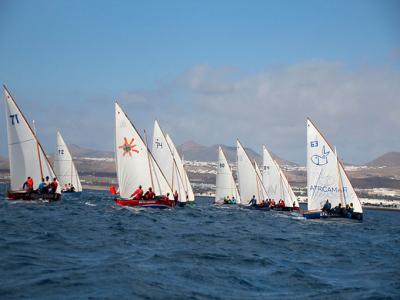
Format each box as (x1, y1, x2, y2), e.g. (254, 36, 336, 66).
(262, 146, 298, 207)
(152, 120, 187, 202)
(165, 134, 195, 202)
(215, 146, 241, 204)
(54, 131, 82, 192)
(307, 119, 362, 213)
(262, 146, 280, 201)
(277, 160, 299, 207)
(115, 103, 173, 199)
(237, 140, 267, 205)
(4, 86, 60, 193)
(254, 160, 267, 202)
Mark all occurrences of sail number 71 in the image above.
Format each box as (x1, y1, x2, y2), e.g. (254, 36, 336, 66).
(9, 114, 19, 125)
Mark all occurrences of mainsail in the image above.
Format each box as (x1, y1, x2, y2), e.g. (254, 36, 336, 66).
(215, 146, 241, 204)
(115, 103, 173, 199)
(237, 140, 267, 205)
(262, 146, 298, 207)
(4, 86, 60, 192)
(165, 134, 195, 202)
(152, 120, 187, 202)
(307, 118, 362, 213)
(54, 131, 82, 192)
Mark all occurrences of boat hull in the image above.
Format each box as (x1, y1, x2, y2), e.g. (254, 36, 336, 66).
(115, 197, 176, 209)
(177, 201, 186, 207)
(271, 206, 296, 212)
(303, 210, 363, 221)
(241, 205, 271, 211)
(7, 190, 61, 201)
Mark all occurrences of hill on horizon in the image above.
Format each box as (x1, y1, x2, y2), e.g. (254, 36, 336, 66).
(177, 141, 297, 166)
(366, 152, 400, 167)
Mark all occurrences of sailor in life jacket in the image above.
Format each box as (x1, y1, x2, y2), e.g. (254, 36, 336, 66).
(144, 187, 155, 200)
(131, 185, 143, 199)
(50, 178, 59, 194)
(22, 177, 34, 191)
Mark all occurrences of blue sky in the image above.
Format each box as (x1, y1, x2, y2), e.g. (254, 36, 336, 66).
(0, 0, 399, 164)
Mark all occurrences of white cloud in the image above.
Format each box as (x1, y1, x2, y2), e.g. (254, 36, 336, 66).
(164, 61, 400, 164)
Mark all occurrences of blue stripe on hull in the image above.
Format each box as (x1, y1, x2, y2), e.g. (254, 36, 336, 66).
(303, 212, 321, 219)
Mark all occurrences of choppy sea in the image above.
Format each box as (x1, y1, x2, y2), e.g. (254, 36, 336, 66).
(0, 189, 399, 299)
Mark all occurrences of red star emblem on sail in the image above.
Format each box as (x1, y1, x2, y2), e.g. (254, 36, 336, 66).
(118, 137, 139, 156)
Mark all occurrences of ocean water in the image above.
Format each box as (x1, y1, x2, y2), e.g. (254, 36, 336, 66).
(0, 190, 399, 300)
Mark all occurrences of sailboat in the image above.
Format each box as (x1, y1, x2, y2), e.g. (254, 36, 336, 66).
(236, 140, 269, 210)
(4, 85, 61, 201)
(165, 134, 195, 203)
(303, 118, 363, 220)
(152, 120, 187, 206)
(113, 102, 175, 208)
(54, 131, 82, 195)
(262, 146, 299, 211)
(215, 146, 241, 205)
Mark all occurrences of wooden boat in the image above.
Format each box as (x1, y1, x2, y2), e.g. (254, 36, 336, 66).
(237, 140, 269, 210)
(7, 190, 61, 201)
(151, 120, 190, 207)
(114, 103, 175, 209)
(302, 118, 363, 220)
(54, 131, 83, 195)
(215, 146, 241, 205)
(4, 85, 61, 201)
(115, 196, 176, 209)
(262, 146, 300, 212)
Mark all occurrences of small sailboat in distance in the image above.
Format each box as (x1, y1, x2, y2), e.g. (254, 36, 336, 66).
(262, 146, 299, 211)
(54, 131, 82, 195)
(304, 118, 363, 220)
(237, 140, 269, 210)
(114, 102, 175, 208)
(4, 85, 61, 201)
(215, 146, 240, 205)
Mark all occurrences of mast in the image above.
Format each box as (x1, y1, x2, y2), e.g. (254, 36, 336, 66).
(33, 120, 44, 180)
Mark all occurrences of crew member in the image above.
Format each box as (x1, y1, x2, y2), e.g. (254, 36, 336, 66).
(50, 178, 58, 194)
(38, 178, 47, 194)
(249, 195, 257, 206)
(144, 187, 155, 200)
(322, 199, 331, 212)
(22, 177, 34, 191)
(131, 185, 143, 199)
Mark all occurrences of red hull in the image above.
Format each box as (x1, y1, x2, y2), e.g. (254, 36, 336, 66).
(115, 197, 176, 209)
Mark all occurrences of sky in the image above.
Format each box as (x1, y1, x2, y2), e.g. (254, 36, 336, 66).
(0, 0, 399, 164)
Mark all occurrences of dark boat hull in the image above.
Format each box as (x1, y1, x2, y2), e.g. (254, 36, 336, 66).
(115, 197, 176, 209)
(271, 206, 297, 212)
(242, 205, 271, 211)
(7, 190, 61, 201)
(303, 210, 363, 221)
